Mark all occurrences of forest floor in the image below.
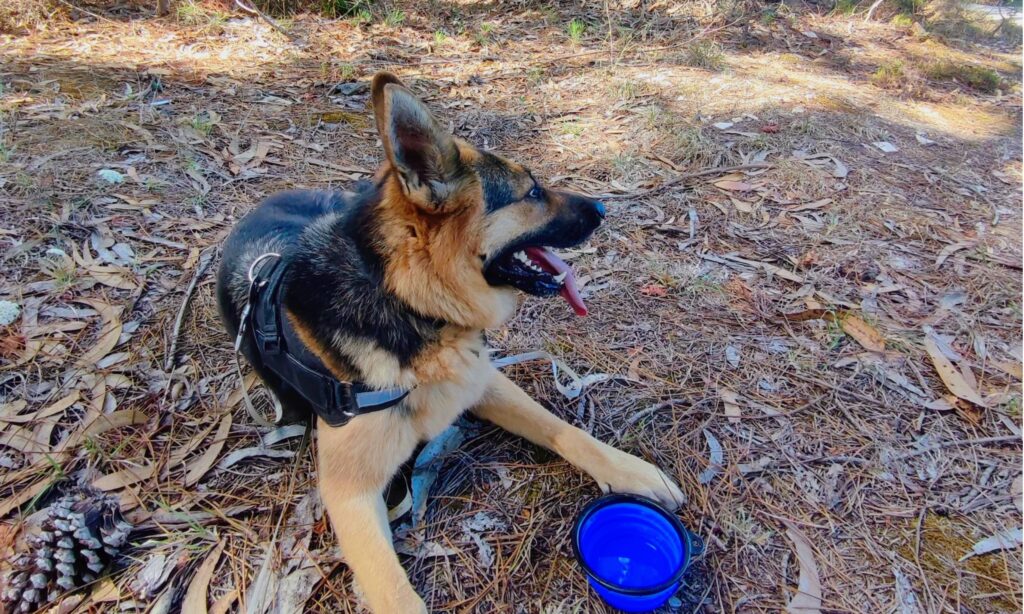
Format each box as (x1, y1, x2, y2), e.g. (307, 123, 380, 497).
(1, 0, 1021, 612)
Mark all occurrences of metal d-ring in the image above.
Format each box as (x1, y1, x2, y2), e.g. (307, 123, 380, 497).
(247, 252, 281, 283)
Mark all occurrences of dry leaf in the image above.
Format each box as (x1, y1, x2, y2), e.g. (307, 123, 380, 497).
(959, 527, 1022, 561)
(719, 254, 805, 283)
(0, 392, 79, 424)
(786, 198, 832, 212)
(782, 520, 823, 614)
(273, 568, 320, 613)
(217, 447, 294, 470)
(184, 247, 201, 270)
(74, 298, 123, 367)
(839, 314, 885, 353)
(90, 577, 123, 603)
(185, 412, 232, 486)
(0, 480, 49, 518)
(183, 540, 226, 614)
(81, 409, 148, 438)
(988, 358, 1023, 380)
(0, 400, 28, 421)
(721, 388, 741, 424)
(935, 242, 973, 267)
(246, 544, 279, 614)
(781, 308, 832, 322)
(923, 337, 987, 407)
(87, 265, 137, 290)
(640, 284, 668, 297)
(715, 180, 755, 192)
(730, 197, 756, 213)
(92, 463, 156, 491)
(698, 430, 724, 485)
(210, 591, 239, 614)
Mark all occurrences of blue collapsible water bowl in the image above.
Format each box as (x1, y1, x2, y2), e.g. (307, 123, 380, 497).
(572, 494, 699, 613)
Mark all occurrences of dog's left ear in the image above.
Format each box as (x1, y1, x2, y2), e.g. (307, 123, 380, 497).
(371, 72, 462, 209)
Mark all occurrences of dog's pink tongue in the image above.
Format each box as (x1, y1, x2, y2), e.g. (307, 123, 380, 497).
(524, 247, 588, 316)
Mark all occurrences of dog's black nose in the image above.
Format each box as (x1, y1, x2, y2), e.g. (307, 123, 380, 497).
(577, 196, 605, 223)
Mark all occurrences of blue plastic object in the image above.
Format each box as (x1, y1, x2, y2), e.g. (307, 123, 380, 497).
(572, 494, 701, 612)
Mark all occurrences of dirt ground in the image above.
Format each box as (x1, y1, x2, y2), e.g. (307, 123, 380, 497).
(1, 1, 1021, 612)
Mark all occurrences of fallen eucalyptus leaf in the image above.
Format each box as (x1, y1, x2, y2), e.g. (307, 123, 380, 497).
(217, 447, 294, 470)
(698, 430, 724, 485)
(182, 540, 225, 614)
(782, 520, 823, 614)
(924, 337, 987, 407)
(959, 527, 1022, 561)
(720, 388, 741, 424)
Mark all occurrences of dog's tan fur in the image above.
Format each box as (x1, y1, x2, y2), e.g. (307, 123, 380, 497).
(230, 73, 684, 613)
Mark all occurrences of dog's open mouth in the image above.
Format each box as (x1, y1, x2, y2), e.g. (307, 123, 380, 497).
(485, 246, 588, 316)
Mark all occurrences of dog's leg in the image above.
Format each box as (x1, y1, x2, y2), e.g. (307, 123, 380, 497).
(472, 372, 685, 509)
(317, 413, 426, 614)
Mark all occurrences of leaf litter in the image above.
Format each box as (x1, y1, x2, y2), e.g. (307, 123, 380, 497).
(0, 3, 1020, 614)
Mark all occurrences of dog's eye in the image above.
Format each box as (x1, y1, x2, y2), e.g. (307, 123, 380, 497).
(527, 186, 543, 200)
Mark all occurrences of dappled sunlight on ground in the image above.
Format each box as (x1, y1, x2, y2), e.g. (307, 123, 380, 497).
(0, 1, 1021, 612)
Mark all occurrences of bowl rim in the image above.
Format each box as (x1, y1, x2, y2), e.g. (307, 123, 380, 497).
(571, 493, 692, 596)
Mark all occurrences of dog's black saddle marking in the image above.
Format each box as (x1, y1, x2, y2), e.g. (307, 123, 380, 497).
(242, 255, 409, 427)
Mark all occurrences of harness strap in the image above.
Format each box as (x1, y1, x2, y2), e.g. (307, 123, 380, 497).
(238, 253, 409, 428)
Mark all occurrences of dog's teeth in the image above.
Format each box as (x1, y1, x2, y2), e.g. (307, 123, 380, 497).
(514, 251, 528, 262)
(553, 272, 567, 284)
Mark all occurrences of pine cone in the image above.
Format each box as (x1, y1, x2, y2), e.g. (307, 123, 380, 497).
(2, 489, 132, 613)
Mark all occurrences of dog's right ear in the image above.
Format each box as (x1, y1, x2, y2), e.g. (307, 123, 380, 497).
(371, 72, 462, 210)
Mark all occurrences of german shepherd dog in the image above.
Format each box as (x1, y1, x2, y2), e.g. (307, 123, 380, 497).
(217, 72, 683, 612)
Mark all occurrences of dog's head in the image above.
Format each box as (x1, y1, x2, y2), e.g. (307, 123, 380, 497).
(370, 72, 605, 327)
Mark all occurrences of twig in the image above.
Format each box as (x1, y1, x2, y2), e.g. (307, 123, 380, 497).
(913, 505, 936, 610)
(233, 0, 293, 39)
(604, 0, 614, 68)
(864, 0, 886, 21)
(623, 400, 679, 429)
(164, 248, 216, 371)
(53, 0, 116, 23)
(893, 435, 1021, 461)
(599, 163, 771, 201)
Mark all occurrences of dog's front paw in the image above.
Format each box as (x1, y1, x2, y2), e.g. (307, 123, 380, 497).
(590, 447, 686, 510)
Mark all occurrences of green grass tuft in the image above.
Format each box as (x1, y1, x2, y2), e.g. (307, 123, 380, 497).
(870, 60, 907, 88)
(567, 18, 587, 43)
(383, 9, 405, 27)
(685, 41, 725, 70)
(924, 60, 1001, 92)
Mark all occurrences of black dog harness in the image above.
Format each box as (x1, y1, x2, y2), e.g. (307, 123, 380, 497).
(236, 254, 410, 427)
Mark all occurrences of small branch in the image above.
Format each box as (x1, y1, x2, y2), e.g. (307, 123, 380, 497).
(234, 0, 292, 39)
(54, 0, 117, 23)
(600, 163, 771, 201)
(864, 0, 886, 21)
(622, 401, 677, 429)
(165, 248, 216, 371)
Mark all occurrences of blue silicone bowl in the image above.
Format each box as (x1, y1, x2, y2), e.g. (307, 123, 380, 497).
(572, 494, 700, 612)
